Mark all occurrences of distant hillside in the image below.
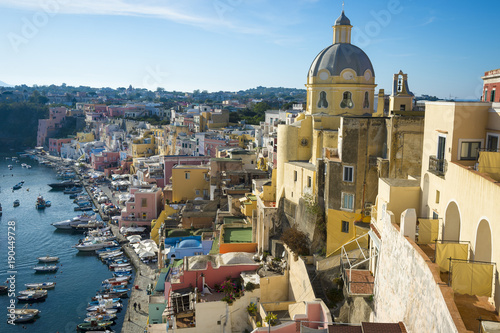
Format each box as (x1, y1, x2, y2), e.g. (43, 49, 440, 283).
(0, 80, 12, 87)
(0, 102, 48, 151)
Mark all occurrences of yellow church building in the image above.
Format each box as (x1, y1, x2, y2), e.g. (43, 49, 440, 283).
(276, 10, 424, 256)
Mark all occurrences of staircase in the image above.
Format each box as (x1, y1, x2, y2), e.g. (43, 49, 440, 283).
(306, 264, 329, 305)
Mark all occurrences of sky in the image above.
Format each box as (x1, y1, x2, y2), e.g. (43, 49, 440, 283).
(0, 0, 498, 99)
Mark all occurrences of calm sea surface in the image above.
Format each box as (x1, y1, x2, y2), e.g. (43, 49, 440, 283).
(0, 154, 129, 332)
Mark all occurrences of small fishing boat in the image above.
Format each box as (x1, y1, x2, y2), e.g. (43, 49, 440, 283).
(13, 305, 41, 316)
(33, 265, 58, 273)
(12, 313, 36, 323)
(8, 164, 13, 170)
(35, 195, 46, 210)
(37, 256, 59, 263)
(108, 263, 131, 271)
(19, 289, 48, 296)
(86, 308, 118, 316)
(86, 302, 122, 312)
(13, 199, 20, 207)
(103, 276, 131, 284)
(17, 290, 47, 302)
(83, 313, 116, 322)
(13, 181, 24, 190)
(113, 266, 133, 272)
(88, 298, 121, 306)
(76, 320, 114, 332)
(64, 186, 83, 194)
(92, 291, 128, 300)
(45, 200, 52, 207)
(0, 285, 7, 294)
(25, 282, 56, 290)
(113, 271, 132, 277)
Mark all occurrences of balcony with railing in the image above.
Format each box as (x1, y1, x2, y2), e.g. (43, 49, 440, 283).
(428, 155, 447, 176)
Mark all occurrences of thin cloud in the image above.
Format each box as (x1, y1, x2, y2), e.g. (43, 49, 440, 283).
(0, 0, 270, 35)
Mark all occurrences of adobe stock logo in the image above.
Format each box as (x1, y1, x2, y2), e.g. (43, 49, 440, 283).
(351, 0, 405, 48)
(7, 0, 70, 53)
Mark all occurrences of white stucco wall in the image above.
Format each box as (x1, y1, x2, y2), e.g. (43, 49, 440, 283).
(373, 213, 460, 333)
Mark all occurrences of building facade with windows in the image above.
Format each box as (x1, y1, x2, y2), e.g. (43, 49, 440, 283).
(482, 68, 500, 103)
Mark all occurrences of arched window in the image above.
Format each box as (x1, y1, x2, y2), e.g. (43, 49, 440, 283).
(340, 91, 353, 109)
(363, 92, 369, 109)
(317, 91, 328, 108)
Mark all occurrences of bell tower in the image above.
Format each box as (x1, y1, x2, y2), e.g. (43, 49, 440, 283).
(389, 70, 414, 112)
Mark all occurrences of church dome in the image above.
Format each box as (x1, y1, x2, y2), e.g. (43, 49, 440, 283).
(178, 239, 201, 248)
(308, 43, 374, 78)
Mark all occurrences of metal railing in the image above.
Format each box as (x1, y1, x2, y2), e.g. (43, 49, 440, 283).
(429, 155, 447, 176)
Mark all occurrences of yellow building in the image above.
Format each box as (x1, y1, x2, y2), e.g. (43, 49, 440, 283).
(131, 136, 157, 158)
(171, 165, 210, 203)
(76, 132, 95, 143)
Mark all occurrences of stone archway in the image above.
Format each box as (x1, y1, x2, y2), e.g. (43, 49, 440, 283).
(475, 219, 492, 262)
(444, 201, 461, 242)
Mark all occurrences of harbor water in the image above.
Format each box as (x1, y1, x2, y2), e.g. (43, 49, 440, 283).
(0, 154, 129, 332)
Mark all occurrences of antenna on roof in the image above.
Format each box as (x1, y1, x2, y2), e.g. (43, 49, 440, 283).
(342, 1, 345, 11)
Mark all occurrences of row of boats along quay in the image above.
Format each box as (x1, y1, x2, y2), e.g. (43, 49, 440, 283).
(0, 152, 157, 332)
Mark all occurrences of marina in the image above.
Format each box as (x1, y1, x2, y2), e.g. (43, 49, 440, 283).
(0, 153, 132, 332)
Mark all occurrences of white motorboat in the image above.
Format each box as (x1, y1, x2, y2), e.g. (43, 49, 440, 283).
(51, 214, 96, 230)
(75, 240, 118, 252)
(103, 276, 131, 284)
(33, 265, 58, 273)
(19, 289, 48, 296)
(25, 282, 56, 290)
(37, 256, 59, 263)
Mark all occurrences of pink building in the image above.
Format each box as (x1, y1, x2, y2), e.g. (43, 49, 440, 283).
(37, 107, 67, 147)
(48, 138, 72, 155)
(163, 155, 211, 184)
(204, 137, 239, 157)
(168, 253, 260, 291)
(119, 186, 163, 228)
(107, 106, 126, 117)
(91, 151, 120, 171)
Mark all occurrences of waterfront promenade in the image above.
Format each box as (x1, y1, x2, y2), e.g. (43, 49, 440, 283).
(41, 153, 157, 333)
(83, 180, 157, 333)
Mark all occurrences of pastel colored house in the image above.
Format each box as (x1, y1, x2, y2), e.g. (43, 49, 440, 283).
(91, 151, 120, 172)
(48, 138, 72, 155)
(169, 252, 260, 291)
(163, 155, 211, 185)
(37, 107, 67, 147)
(171, 165, 210, 202)
(119, 186, 163, 228)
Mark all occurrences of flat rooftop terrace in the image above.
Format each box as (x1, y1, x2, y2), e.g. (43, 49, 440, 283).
(223, 227, 253, 243)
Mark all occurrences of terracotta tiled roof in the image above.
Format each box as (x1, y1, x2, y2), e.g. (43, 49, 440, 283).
(361, 322, 406, 333)
(328, 325, 362, 333)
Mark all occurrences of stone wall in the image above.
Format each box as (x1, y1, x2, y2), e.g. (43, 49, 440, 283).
(373, 214, 459, 332)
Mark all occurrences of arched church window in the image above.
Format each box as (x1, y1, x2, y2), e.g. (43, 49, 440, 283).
(317, 91, 328, 108)
(340, 91, 353, 109)
(363, 92, 369, 109)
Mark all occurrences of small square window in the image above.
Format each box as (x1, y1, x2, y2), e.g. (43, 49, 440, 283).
(185, 172, 190, 180)
(343, 166, 354, 182)
(460, 141, 481, 160)
(307, 176, 312, 188)
(341, 221, 349, 233)
(195, 190, 200, 196)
